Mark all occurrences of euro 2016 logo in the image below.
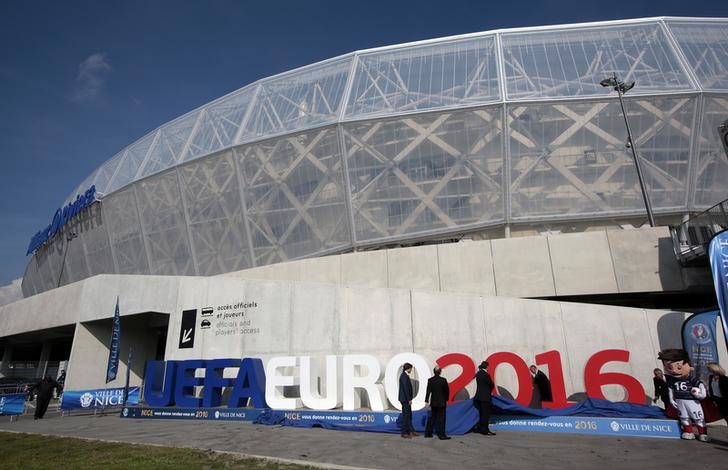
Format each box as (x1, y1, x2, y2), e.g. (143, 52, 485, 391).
(691, 323, 712, 344)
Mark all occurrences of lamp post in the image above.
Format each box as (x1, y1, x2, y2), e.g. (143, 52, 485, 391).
(56, 231, 78, 288)
(600, 72, 656, 227)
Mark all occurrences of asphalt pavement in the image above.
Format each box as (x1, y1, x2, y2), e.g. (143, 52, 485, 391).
(1, 406, 727, 470)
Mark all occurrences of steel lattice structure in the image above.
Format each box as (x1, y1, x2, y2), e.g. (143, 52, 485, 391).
(23, 17, 728, 296)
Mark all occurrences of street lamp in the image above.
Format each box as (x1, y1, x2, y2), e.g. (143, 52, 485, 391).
(56, 231, 78, 288)
(600, 72, 656, 227)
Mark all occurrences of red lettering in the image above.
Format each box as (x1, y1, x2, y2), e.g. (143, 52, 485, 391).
(486, 351, 532, 406)
(584, 349, 646, 404)
(535, 350, 575, 409)
(436, 353, 475, 404)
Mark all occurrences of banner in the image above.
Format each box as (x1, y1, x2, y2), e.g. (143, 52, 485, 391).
(708, 230, 728, 345)
(106, 296, 121, 383)
(61, 386, 139, 410)
(0, 393, 26, 416)
(682, 310, 721, 383)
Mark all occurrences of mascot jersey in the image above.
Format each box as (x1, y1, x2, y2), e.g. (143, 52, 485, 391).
(666, 375, 703, 400)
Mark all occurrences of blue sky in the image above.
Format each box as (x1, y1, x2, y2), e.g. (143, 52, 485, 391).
(1, 0, 727, 287)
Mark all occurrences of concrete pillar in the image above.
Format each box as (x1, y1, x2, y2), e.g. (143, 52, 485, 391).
(37, 342, 52, 378)
(0, 344, 13, 377)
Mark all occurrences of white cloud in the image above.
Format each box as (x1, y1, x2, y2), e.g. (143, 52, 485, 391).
(72, 52, 111, 102)
(0, 278, 23, 307)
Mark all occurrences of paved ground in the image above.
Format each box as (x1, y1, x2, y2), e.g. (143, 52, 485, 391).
(1, 408, 727, 470)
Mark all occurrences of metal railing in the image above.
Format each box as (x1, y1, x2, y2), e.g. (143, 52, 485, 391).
(671, 198, 728, 265)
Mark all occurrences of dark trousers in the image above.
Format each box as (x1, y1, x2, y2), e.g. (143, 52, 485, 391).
(715, 397, 728, 426)
(35, 396, 51, 419)
(400, 402, 413, 435)
(474, 399, 491, 432)
(426, 406, 447, 437)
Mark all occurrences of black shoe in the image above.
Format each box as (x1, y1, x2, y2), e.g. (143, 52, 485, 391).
(424, 434, 433, 438)
(485, 431, 496, 436)
(438, 436, 452, 440)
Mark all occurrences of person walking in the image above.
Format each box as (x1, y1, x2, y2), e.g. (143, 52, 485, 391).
(398, 362, 417, 438)
(424, 365, 451, 440)
(473, 361, 496, 435)
(32, 376, 59, 420)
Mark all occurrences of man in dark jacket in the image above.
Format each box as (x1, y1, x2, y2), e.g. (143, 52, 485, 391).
(473, 361, 496, 435)
(530, 365, 553, 404)
(33, 376, 59, 419)
(398, 362, 416, 438)
(424, 365, 451, 440)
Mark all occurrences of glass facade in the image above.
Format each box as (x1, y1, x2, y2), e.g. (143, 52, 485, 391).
(23, 17, 728, 296)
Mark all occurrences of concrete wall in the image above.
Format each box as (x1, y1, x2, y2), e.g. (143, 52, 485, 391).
(220, 227, 708, 298)
(164, 276, 702, 404)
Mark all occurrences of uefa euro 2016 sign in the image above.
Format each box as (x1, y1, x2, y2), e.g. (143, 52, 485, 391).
(144, 349, 647, 412)
(26, 185, 97, 255)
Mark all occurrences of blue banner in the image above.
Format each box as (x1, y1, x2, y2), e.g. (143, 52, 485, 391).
(121, 406, 264, 421)
(106, 297, 121, 383)
(682, 310, 721, 383)
(491, 415, 679, 439)
(0, 393, 26, 416)
(709, 230, 728, 345)
(61, 387, 139, 410)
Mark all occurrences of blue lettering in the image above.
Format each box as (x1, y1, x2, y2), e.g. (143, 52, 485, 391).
(228, 358, 267, 408)
(143, 357, 267, 409)
(26, 186, 97, 255)
(144, 361, 177, 407)
(175, 360, 206, 408)
(203, 358, 238, 407)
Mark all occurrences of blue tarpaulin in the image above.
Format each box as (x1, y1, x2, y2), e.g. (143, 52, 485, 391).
(254, 396, 667, 435)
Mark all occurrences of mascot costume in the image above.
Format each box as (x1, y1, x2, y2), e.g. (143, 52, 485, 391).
(658, 349, 708, 441)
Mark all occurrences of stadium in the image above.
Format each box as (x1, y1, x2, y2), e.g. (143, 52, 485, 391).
(1, 17, 728, 411)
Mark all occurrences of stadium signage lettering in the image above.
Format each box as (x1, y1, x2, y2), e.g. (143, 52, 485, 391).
(26, 185, 96, 255)
(144, 349, 646, 411)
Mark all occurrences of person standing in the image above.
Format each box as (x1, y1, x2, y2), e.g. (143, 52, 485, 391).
(56, 370, 66, 394)
(32, 376, 59, 420)
(473, 361, 496, 435)
(398, 362, 417, 438)
(424, 366, 451, 440)
(707, 362, 728, 426)
(529, 365, 552, 404)
(652, 368, 670, 410)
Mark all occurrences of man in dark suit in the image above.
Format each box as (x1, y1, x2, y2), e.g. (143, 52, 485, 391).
(530, 365, 553, 405)
(424, 365, 451, 440)
(473, 361, 496, 435)
(398, 362, 417, 438)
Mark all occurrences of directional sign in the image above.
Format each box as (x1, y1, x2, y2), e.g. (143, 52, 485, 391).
(179, 309, 197, 349)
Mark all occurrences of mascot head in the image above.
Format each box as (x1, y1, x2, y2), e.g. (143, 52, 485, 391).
(657, 349, 692, 378)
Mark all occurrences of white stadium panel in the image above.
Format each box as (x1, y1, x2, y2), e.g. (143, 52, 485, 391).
(342, 106, 505, 242)
(693, 95, 728, 208)
(179, 150, 252, 275)
(103, 186, 149, 274)
(135, 170, 195, 275)
(107, 131, 158, 194)
(667, 21, 728, 91)
(500, 22, 696, 101)
(345, 36, 500, 119)
(507, 95, 695, 220)
(137, 111, 201, 179)
(236, 127, 352, 265)
(80, 204, 115, 277)
(181, 86, 257, 163)
(88, 151, 125, 196)
(240, 57, 352, 142)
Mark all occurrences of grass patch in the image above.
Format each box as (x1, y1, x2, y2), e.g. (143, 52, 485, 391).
(0, 431, 313, 469)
